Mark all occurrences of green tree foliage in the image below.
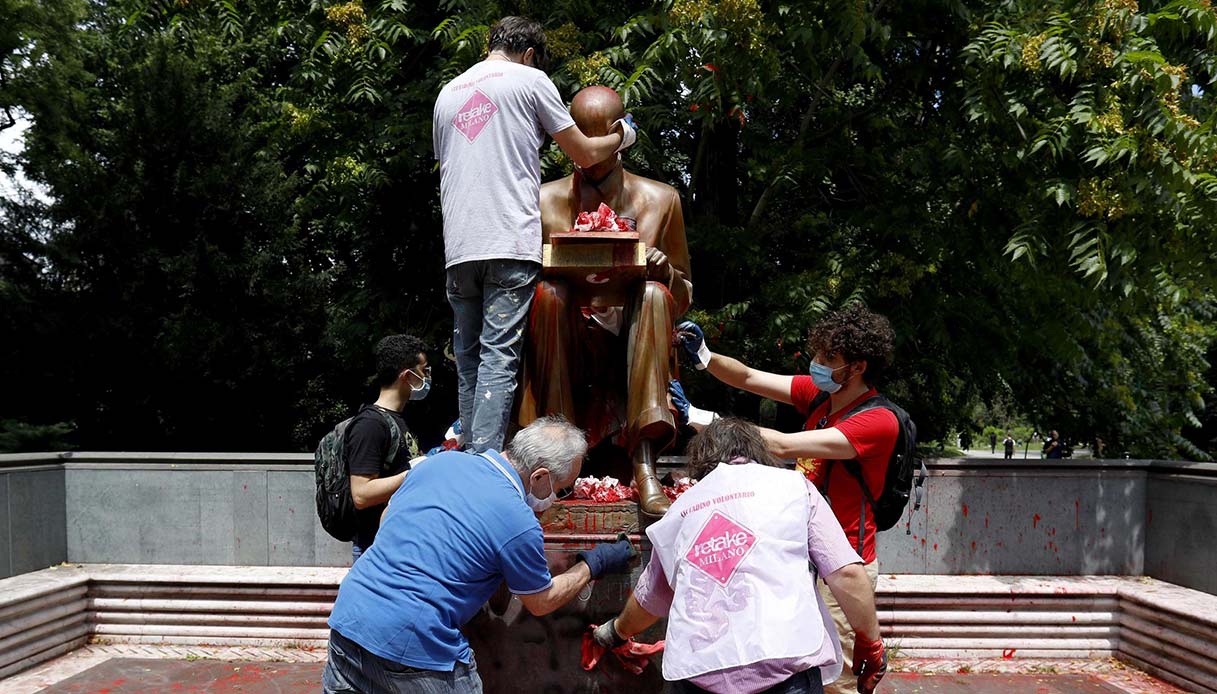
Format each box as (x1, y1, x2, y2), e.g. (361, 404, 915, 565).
(1, 0, 1214, 458)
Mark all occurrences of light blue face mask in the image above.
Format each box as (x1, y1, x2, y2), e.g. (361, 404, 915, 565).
(809, 361, 848, 394)
(409, 377, 431, 401)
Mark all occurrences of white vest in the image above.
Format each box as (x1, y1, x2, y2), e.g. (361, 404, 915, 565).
(647, 463, 840, 682)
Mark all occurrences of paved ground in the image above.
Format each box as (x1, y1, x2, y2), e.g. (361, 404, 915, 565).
(959, 446, 1093, 460)
(3, 646, 1187, 694)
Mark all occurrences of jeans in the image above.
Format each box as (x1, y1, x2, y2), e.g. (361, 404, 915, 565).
(323, 629, 483, 693)
(670, 668, 823, 694)
(446, 259, 539, 453)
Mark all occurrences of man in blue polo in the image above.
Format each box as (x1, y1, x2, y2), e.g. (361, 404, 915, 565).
(323, 415, 635, 693)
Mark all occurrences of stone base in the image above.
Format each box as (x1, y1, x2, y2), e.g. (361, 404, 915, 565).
(540, 500, 643, 539)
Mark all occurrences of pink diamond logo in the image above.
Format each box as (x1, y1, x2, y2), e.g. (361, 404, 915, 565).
(452, 90, 499, 143)
(685, 511, 757, 586)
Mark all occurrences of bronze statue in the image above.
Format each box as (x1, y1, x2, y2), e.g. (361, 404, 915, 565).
(518, 86, 692, 518)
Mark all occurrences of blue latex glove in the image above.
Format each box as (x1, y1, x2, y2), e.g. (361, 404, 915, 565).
(669, 379, 692, 426)
(577, 534, 637, 579)
(669, 379, 718, 428)
(674, 320, 712, 370)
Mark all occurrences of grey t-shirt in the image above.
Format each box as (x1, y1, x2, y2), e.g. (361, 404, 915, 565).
(433, 60, 576, 268)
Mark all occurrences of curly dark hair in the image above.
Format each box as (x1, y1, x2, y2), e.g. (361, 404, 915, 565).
(807, 304, 895, 385)
(487, 16, 549, 72)
(685, 417, 785, 481)
(374, 334, 426, 388)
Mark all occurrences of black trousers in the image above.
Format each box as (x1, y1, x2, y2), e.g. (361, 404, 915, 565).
(670, 667, 824, 694)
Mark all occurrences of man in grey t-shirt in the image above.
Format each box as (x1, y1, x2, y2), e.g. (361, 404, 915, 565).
(434, 16, 635, 453)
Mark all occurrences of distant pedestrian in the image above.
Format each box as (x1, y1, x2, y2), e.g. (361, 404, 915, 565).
(1003, 432, 1015, 460)
(1043, 430, 1062, 459)
(989, 432, 997, 454)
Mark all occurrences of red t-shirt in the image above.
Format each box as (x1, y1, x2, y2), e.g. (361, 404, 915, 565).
(791, 374, 898, 564)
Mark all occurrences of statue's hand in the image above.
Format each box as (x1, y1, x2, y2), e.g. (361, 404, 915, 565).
(674, 320, 712, 370)
(645, 246, 672, 284)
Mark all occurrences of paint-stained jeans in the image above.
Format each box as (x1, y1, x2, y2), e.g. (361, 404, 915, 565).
(446, 259, 539, 453)
(323, 629, 483, 693)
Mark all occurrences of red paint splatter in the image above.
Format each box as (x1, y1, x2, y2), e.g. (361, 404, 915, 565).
(1072, 616, 1077, 622)
(933, 543, 938, 551)
(921, 538, 926, 546)
(984, 515, 989, 529)
(1050, 527, 1056, 536)
(962, 504, 969, 517)
(1033, 514, 1041, 528)
(1002, 648, 1017, 659)
(242, 484, 248, 491)
(971, 541, 976, 551)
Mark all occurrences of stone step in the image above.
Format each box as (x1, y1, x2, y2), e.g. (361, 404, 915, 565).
(2, 565, 1215, 690)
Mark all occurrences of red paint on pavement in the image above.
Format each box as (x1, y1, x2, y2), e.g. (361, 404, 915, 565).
(1033, 514, 1041, 529)
(962, 504, 969, 517)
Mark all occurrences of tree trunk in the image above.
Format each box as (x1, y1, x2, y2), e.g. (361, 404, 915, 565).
(690, 116, 741, 225)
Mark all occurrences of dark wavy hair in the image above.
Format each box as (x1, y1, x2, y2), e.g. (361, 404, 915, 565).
(685, 417, 785, 481)
(487, 16, 549, 72)
(374, 334, 426, 388)
(807, 304, 895, 385)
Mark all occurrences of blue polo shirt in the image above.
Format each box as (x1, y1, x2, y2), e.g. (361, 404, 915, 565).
(328, 449, 553, 670)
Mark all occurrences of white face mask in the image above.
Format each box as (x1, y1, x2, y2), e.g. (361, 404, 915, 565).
(525, 472, 556, 513)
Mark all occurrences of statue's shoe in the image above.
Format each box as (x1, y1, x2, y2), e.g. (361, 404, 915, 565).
(634, 465, 671, 519)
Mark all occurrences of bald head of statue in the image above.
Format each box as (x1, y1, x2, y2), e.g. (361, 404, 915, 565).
(571, 86, 626, 176)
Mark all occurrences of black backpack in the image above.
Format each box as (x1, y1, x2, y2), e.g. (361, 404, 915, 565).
(314, 407, 404, 542)
(809, 392, 928, 540)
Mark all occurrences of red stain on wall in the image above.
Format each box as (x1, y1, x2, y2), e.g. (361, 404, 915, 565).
(1032, 514, 1041, 529)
